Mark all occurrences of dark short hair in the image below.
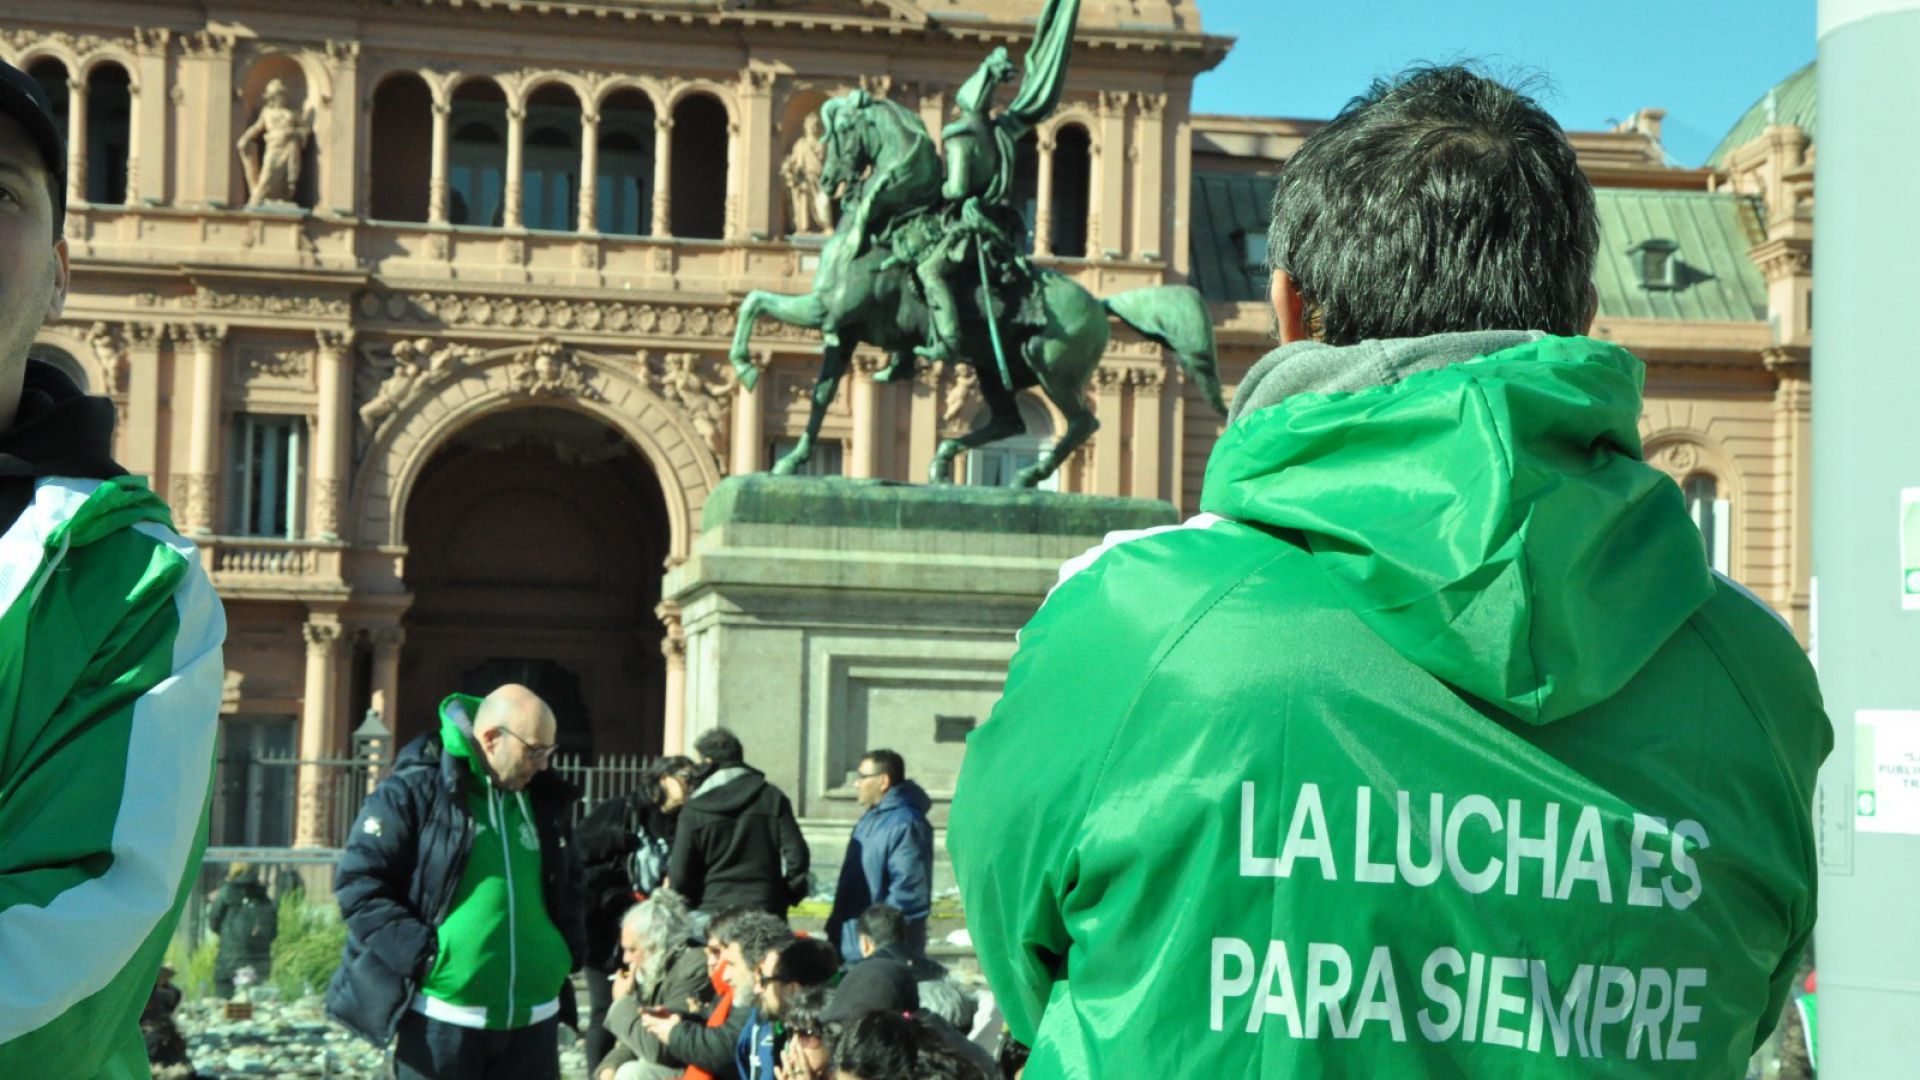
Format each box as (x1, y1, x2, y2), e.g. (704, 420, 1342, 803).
(639, 755, 695, 808)
(862, 749, 905, 785)
(858, 903, 907, 949)
(769, 936, 841, 987)
(695, 727, 744, 766)
(782, 981, 834, 1037)
(704, 905, 756, 945)
(832, 1011, 984, 1080)
(718, 910, 791, 969)
(1268, 63, 1598, 345)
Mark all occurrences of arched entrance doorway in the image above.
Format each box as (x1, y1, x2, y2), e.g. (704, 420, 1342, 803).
(397, 405, 671, 757)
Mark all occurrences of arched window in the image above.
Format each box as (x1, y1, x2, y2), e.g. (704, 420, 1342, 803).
(670, 93, 728, 239)
(596, 89, 655, 236)
(84, 63, 131, 205)
(1049, 124, 1091, 258)
(522, 83, 581, 232)
(965, 395, 1060, 491)
(27, 58, 68, 138)
(27, 343, 88, 392)
(449, 80, 508, 227)
(1009, 130, 1039, 247)
(368, 72, 432, 222)
(1684, 473, 1731, 574)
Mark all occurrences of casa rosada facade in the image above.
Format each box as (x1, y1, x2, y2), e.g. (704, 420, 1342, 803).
(13, 2, 1812, 846)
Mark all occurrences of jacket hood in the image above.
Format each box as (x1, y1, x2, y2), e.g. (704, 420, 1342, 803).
(875, 780, 932, 817)
(689, 764, 769, 813)
(437, 693, 491, 784)
(1201, 334, 1713, 724)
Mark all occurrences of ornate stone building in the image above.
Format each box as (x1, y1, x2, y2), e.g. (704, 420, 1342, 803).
(11, 3, 1814, 846)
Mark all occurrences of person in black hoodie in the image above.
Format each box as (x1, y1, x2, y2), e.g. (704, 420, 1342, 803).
(669, 728, 810, 917)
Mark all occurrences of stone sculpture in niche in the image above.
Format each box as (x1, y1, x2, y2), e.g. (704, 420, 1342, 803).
(237, 79, 312, 207)
(781, 111, 832, 236)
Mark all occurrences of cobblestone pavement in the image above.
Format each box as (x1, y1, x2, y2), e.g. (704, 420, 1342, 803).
(174, 996, 590, 1079)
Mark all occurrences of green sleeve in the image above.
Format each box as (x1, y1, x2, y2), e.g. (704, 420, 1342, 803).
(0, 524, 225, 1078)
(948, 518, 1272, 1044)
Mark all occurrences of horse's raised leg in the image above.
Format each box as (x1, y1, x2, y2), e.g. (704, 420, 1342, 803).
(929, 379, 1026, 485)
(773, 339, 851, 475)
(1015, 338, 1101, 489)
(730, 290, 829, 391)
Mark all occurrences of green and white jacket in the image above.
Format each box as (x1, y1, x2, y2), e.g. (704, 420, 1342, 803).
(0, 368, 226, 1079)
(950, 335, 1831, 1079)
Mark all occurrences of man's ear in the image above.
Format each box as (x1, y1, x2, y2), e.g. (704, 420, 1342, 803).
(1581, 282, 1599, 336)
(45, 236, 69, 323)
(1270, 269, 1310, 345)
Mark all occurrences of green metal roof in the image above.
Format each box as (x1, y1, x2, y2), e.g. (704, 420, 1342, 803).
(1190, 174, 1767, 323)
(1593, 188, 1768, 323)
(1708, 60, 1815, 167)
(1189, 171, 1278, 303)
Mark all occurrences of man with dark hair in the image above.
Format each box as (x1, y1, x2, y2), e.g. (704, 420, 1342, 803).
(951, 64, 1828, 1076)
(856, 904, 947, 981)
(736, 936, 838, 1079)
(672, 728, 811, 917)
(0, 59, 228, 1078)
(826, 749, 934, 965)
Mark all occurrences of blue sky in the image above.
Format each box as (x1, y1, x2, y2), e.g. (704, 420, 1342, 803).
(1189, 1, 1815, 166)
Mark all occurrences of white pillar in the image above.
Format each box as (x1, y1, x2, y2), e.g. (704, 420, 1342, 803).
(184, 324, 226, 534)
(428, 99, 450, 224)
(312, 329, 353, 541)
(503, 104, 525, 229)
(578, 108, 600, 232)
(295, 614, 343, 847)
(651, 114, 674, 237)
(65, 77, 87, 206)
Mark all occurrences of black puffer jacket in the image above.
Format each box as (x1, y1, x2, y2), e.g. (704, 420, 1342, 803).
(324, 732, 586, 1045)
(668, 765, 810, 915)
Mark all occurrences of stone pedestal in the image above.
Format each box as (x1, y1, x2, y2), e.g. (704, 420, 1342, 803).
(663, 475, 1174, 895)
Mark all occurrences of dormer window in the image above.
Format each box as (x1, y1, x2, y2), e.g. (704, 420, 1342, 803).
(1241, 231, 1270, 272)
(1629, 238, 1680, 290)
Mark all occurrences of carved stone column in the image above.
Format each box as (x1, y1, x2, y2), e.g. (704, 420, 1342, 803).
(1033, 129, 1057, 258)
(730, 351, 768, 474)
(131, 28, 171, 206)
(849, 352, 886, 479)
(503, 103, 526, 229)
(1092, 365, 1125, 495)
(651, 114, 674, 237)
(578, 107, 600, 233)
(1097, 92, 1129, 258)
(313, 329, 354, 541)
(1767, 346, 1814, 642)
(123, 322, 164, 478)
(295, 614, 344, 847)
(908, 361, 942, 483)
(183, 323, 227, 534)
(739, 70, 776, 239)
(428, 99, 451, 224)
(65, 77, 87, 206)
(367, 625, 406, 733)
(656, 601, 687, 755)
(1128, 366, 1166, 499)
(1132, 93, 1167, 261)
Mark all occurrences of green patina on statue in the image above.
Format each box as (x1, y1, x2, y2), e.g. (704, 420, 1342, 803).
(729, 0, 1226, 488)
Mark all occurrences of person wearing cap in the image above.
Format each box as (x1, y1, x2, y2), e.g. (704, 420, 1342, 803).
(821, 958, 995, 1079)
(0, 58, 228, 1079)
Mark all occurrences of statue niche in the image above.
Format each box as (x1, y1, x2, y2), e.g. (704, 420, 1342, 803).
(237, 78, 314, 208)
(780, 111, 832, 237)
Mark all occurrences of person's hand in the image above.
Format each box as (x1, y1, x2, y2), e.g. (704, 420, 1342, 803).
(611, 967, 636, 1001)
(639, 1010, 682, 1042)
(597, 1069, 614, 1080)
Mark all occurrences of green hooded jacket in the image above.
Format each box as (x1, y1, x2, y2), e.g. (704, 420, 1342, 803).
(416, 694, 572, 1030)
(949, 336, 1830, 1078)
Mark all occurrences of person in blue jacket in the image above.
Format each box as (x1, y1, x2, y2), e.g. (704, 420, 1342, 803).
(825, 749, 934, 965)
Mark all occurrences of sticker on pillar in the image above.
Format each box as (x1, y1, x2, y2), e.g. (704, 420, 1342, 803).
(1903, 489, 1920, 610)
(1856, 710, 1920, 835)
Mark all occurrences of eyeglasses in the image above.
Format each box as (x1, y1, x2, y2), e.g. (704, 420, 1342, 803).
(498, 727, 557, 762)
(854, 770, 881, 781)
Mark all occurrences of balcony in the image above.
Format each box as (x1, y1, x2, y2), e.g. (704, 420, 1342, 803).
(199, 536, 349, 599)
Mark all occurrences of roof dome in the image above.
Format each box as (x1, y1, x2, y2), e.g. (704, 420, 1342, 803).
(1709, 60, 1814, 167)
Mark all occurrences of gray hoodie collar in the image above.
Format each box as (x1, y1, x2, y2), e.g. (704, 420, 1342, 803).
(694, 764, 751, 798)
(1226, 329, 1546, 426)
